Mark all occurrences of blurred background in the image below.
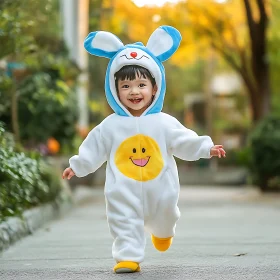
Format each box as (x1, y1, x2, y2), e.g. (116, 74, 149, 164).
(1, 0, 280, 221)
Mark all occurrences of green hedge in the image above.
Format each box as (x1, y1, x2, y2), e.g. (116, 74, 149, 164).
(0, 122, 62, 221)
(249, 114, 280, 191)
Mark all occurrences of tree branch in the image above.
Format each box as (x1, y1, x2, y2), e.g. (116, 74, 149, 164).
(243, 0, 257, 42)
(211, 42, 241, 73)
(256, 0, 268, 49)
(256, 0, 267, 24)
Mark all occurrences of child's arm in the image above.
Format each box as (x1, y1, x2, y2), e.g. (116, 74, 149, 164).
(168, 118, 215, 161)
(66, 125, 107, 178)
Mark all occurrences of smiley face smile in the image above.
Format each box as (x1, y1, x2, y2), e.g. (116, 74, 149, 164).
(130, 156, 151, 167)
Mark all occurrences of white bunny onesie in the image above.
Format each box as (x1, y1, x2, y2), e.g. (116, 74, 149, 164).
(69, 26, 214, 263)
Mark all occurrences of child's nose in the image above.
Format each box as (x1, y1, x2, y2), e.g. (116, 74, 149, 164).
(131, 86, 140, 94)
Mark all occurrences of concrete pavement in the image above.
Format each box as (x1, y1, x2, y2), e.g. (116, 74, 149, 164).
(0, 186, 280, 280)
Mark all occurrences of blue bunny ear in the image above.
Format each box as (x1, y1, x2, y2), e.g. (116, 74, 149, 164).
(134, 42, 144, 46)
(84, 31, 124, 59)
(146, 26, 182, 62)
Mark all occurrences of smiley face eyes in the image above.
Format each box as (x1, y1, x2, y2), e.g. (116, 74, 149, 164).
(132, 148, 146, 153)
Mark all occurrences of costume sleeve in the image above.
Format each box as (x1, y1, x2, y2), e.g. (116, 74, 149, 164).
(69, 125, 107, 177)
(168, 118, 214, 161)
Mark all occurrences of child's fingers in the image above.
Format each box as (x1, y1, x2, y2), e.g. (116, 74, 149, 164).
(219, 148, 226, 157)
(220, 148, 226, 156)
(214, 149, 220, 157)
(211, 146, 226, 158)
(62, 168, 72, 179)
(214, 147, 221, 158)
(62, 170, 68, 179)
(214, 145, 223, 149)
(67, 171, 75, 180)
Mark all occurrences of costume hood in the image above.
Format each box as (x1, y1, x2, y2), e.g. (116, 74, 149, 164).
(84, 26, 181, 117)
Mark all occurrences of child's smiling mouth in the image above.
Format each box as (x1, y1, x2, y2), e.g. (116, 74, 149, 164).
(129, 98, 143, 104)
(130, 156, 151, 167)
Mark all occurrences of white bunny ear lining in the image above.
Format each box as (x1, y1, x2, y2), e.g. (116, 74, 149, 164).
(84, 26, 182, 61)
(84, 31, 124, 59)
(146, 26, 182, 62)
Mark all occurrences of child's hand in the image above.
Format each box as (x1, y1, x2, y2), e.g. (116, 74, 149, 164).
(210, 145, 226, 158)
(62, 167, 75, 180)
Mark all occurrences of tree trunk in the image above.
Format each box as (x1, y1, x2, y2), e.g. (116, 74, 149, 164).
(259, 63, 271, 116)
(243, 0, 271, 123)
(11, 85, 20, 144)
(242, 73, 269, 123)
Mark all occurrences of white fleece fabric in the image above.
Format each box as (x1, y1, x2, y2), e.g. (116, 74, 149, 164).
(69, 113, 213, 263)
(70, 26, 214, 263)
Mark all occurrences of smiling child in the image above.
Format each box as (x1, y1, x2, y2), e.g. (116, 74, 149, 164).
(62, 26, 226, 274)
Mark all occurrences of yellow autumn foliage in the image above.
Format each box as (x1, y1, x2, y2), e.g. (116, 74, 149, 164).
(98, 0, 271, 67)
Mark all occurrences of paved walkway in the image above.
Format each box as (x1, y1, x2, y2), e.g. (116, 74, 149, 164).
(1, 186, 280, 280)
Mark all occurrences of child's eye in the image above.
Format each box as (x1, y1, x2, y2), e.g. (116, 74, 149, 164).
(139, 83, 146, 87)
(122, 85, 129, 89)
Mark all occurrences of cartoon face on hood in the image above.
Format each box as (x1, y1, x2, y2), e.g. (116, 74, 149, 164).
(84, 26, 182, 117)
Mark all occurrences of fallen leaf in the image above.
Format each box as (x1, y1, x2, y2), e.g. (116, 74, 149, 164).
(233, 253, 247, 257)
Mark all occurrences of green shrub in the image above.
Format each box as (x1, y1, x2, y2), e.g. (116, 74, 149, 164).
(0, 59, 79, 152)
(0, 74, 12, 119)
(249, 114, 280, 191)
(17, 71, 78, 147)
(0, 122, 62, 221)
(0, 0, 79, 151)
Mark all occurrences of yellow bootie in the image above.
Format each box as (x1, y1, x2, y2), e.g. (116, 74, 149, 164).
(151, 235, 173, 252)
(113, 261, 140, 274)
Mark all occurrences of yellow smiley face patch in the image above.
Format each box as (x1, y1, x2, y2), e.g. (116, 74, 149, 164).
(115, 134, 164, 181)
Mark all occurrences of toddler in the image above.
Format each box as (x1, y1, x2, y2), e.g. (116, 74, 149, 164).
(63, 26, 226, 273)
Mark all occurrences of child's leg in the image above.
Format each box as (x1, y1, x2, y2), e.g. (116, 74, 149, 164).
(145, 186, 180, 251)
(109, 216, 145, 263)
(105, 189, 145, 271)
(148, 203, 180, 238)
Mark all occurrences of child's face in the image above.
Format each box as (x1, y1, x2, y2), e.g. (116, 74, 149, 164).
(117, 75, 157, 117)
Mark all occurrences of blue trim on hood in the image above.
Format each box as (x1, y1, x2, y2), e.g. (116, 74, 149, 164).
(105, 53, 129, 116)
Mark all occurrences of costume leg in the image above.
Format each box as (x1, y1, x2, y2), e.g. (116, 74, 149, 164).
(105, 186, 146, 264)
(149, 190, 180, 238)
(145, 185, 180, 251)
(145, 181, 180, 239)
